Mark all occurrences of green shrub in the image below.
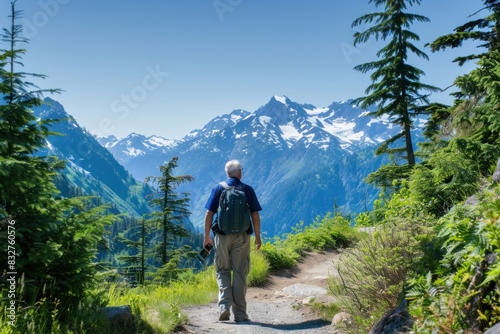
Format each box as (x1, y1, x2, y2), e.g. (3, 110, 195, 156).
(329, 190, 436, 331)
(409, 149, 481, 216)
(287, 215, 354, 252)
(407, 186, 500, 333)
(0, 284, 110, 334)
(260, 214, 355, 271)
(248, 248, 270, 286)
(260, 242, 298, 270)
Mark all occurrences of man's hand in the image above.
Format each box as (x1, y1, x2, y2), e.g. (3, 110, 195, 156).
(251, 211, 262, 251)
(204, 236, 213, 249)
(255, 235, 262, 251)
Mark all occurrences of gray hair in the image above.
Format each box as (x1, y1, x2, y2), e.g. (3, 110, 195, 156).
(225, 160, 242, 177)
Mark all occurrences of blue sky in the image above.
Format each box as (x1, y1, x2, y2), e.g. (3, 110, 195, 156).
(3, 0, 483, 139)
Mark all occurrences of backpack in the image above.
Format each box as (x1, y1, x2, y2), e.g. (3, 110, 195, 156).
(213, 181, 251, 235)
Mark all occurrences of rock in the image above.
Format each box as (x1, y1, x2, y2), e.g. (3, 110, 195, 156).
(369, 300, 413, 334)
(302, 296, 315, 305)
(493, 158, 500, 183)
(276, 283, 328, 298)
(485, 322, 500, 334)
(358, 226, 376, 234)
(465, 194, 479, 207)
(493, 171, 500, 183)
(332, 311, 351, 325)
(101, 305, 135, 332)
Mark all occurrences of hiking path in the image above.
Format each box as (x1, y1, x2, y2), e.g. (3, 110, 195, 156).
(179, 250, 344, 334)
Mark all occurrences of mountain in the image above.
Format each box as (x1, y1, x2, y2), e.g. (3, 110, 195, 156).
(33, 98, 151, 217)
(99, 95, 418, 236)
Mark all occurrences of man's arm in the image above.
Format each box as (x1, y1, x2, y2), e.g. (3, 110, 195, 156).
(251, 211, 261, 250)
(204, 210, 215, 247)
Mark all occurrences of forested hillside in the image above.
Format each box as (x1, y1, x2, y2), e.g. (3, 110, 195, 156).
(33, 97, 152, 217)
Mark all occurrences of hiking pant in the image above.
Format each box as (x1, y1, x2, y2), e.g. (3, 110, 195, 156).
(214, 232, 250, 319)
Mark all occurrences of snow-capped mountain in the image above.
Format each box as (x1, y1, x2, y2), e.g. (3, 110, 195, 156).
(99, 133, 177, 165)
(99, 95, 415, 236)
(103, 95, 398, 164)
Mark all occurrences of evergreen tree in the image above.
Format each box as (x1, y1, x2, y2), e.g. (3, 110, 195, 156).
(116, 217, 148, 285)
(413, 0, 500, 214)
(427, 0, 500, 157)
(430, 0, 500, 66)
(351, 0, 440, 188)
(152, 245, 193, 283)
(145, 156, 193, 267)
(0, 1, 114, 314)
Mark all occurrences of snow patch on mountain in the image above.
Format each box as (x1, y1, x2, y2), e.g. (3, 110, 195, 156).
(273, 95, 288, 104)
(367, 114, 392, 127)
(67, 159, 92, 177)
(147, 135, 176, 148)
(125, 147, 146, 157)
(304, 107, 329, 115)
(279, 122, 302, 147)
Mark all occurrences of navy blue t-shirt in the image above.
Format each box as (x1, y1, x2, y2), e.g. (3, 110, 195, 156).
(205, 177, 262, 214)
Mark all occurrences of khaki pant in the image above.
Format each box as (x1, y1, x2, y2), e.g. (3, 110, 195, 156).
(214, 232, 250, 319)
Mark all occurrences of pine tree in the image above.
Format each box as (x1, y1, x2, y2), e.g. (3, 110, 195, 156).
(145, 156, 193, 267)
(0, 1, 115, 315)
(0, 1, 62, 212)
(417, 0, 500, 201)
(352, 0, 441, 188)
(117, 217, 148, 285)
(429, 0, 500, 66)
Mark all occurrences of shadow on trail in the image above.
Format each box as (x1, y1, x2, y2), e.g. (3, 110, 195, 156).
(238, 319, 331, 331)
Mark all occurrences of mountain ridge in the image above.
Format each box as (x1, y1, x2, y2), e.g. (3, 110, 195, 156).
(97, 95, 410, 236)
(33, 97, 152, 218)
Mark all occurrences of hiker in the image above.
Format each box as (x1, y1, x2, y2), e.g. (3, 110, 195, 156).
(203, 159, 262, 322)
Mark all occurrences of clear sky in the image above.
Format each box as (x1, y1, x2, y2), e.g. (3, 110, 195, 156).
(2, 0, 483, 139)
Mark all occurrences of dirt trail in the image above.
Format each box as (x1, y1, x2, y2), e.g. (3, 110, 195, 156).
(179, 250, 342, 334)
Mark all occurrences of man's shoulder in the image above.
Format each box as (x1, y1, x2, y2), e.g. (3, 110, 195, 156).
(221, 180, 257, 195)
(224, 178, 243, 187)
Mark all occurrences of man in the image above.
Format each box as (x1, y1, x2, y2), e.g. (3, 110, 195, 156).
(203, 159, 262, 322)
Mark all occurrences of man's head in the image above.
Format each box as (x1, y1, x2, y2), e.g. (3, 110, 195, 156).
(225, 160, 243, 179)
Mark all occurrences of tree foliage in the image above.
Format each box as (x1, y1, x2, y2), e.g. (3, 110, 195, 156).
(145, 156, 193, 268)
(429, 0, 500, 66)
(0, 1, 115, 319)
(352, 0, 441, 182)
(342, 2, 500, 332)
(407, 191, 500, 333)
(116, 217, 149, 285)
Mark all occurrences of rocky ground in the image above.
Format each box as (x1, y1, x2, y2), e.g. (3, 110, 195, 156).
(179, 250, 348, 334)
